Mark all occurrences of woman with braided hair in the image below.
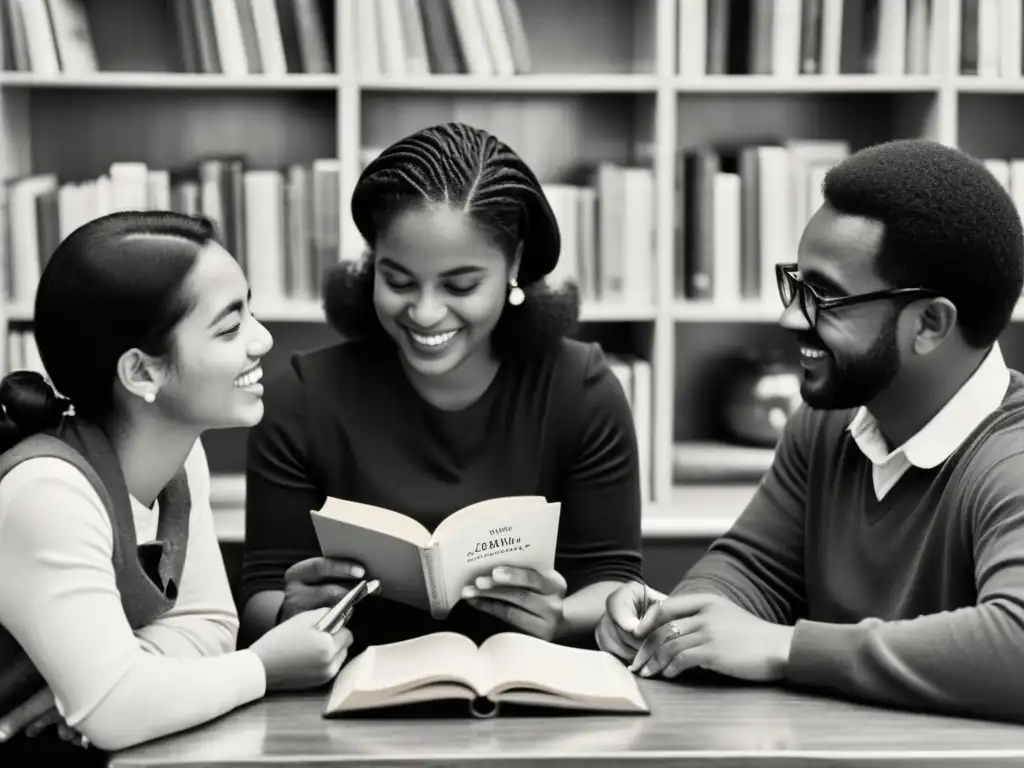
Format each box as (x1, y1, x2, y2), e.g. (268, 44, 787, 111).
(240, 122, 644, 655)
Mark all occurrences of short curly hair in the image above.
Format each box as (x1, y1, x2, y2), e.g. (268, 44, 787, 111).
(822, 138, 1024, 349)
(323, 122, 579, 357)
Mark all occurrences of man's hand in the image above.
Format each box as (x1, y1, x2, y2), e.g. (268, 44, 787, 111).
(594, 580, 666, 663)
(0, 688, 89, 748)
(462, 566, 567, 642)
(630, 593, 795, 682)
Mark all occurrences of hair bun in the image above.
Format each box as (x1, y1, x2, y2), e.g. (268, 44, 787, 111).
(0, 371, 70, 451)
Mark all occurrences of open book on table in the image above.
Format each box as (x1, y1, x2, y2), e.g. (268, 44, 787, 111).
(310, 495, 560, 619)
(324, 631, 650, 718)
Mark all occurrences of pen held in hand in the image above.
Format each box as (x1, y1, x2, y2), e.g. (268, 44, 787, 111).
(316, 579, 381, 635)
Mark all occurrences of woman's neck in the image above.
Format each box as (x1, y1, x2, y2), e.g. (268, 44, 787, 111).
(401, 343, 502, 411)
(107, 417, 201, 508)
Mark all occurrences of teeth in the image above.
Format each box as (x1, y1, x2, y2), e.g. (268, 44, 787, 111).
(410, 330, 458, 347)
(234, 365, 263, 388)
(800, 346, 827, 359)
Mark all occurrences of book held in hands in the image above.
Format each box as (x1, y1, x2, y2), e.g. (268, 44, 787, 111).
(323, 631, 650, 718)
(310, 495, 560, 619)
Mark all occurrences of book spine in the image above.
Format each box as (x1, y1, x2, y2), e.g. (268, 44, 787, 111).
(420, 542, 449, 618)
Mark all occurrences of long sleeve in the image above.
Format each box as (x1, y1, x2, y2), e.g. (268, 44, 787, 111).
(554, 344, 643, 592)
(0, 458, 266, 752)
(133, 440, 239, 659)
(671, 404, 812, 625)
(241, 358, 324, 608)
(785, 446, 1024, 722)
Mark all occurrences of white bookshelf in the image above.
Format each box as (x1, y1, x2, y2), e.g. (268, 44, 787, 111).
(2, 0, 1019, 541)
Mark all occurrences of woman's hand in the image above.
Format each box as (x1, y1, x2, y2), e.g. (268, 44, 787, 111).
(277, 556, 367, 624)
(0, 688, 89, 749)
(461, 566, 567, 642)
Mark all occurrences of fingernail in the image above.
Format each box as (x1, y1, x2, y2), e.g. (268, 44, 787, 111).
(475, 577, 492, 589)
(0, 728, 9, 742)
(640, 663, 652, 678)
(353, 567, 365, 578)
(623, 616, 639, 632)
(492, 567, 508, 578)
(462, 586, 476, 599)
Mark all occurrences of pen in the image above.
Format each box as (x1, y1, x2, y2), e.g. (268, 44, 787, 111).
(316, 579, 380, 634)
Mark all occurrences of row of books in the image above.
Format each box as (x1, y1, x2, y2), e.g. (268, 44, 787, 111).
(3, 158, 341, 307)
(3, 155, 658, 309)
(1, 329, 654, 501)
(675, 139, 850, 304)
(541, 167, 656, 307)
(961, 0, 1024, 78)
(2, 0, 333, 75)
(677, 0, 937, 78)
(355, 0, 531, 78)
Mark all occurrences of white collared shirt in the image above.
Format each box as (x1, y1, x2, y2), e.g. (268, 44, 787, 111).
(848, 343, 1010, 500)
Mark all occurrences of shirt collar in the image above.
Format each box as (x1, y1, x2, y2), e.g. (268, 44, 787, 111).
(847, 342, 1010, 469)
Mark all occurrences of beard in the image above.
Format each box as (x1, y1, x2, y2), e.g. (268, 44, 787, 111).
(799, 316, 901, 410)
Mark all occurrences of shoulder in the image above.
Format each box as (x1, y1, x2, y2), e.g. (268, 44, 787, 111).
(0, 456, 112, 542)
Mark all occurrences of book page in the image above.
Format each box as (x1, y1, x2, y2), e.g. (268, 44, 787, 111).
(310, 500, 431, 612)
(479, 633, 648, 712)
(326, 632, 486, 713)
(435, 500, 561, 609)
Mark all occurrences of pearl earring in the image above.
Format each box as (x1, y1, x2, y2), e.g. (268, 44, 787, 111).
(144, 392, 156, 404)
(508, 278, 524, 306)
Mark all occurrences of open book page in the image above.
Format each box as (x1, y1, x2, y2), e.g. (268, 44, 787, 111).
(478, 633, 649, 713)
(325, 632, 486, 714)
(434, 498, 561, 611)
(311, 498, 431, 611)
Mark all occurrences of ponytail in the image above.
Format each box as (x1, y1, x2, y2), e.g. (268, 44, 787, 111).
(0, 371, 71, 453)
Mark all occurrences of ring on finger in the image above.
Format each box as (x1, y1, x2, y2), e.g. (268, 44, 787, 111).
(665, 621, 684, 641)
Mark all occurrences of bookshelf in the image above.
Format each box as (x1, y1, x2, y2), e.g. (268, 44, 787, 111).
(4, 0, 1024, 543)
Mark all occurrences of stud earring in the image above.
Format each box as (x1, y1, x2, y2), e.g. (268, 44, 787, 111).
(508, 278, 524, 306)
(144, 392, 156, 404)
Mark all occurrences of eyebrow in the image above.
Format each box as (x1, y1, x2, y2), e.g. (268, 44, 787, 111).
(377, 257, 487, 278)
(208, 290, 252, 328)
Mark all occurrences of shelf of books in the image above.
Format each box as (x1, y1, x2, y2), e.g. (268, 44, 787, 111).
(5, 0, 1024, 541)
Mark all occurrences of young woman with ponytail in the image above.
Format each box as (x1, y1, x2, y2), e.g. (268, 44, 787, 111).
(0, 212, 353, 763)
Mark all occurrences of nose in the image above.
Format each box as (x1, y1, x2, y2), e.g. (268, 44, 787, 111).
(408, 289, 448, 328)
(778, 298, 811, 333)
(249, 316, 274, 357)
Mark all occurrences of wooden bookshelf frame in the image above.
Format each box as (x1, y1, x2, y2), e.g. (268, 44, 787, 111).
(0, 0, 1013, 540)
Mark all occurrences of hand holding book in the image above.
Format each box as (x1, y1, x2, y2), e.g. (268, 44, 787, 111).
(461, 566, 567, 642)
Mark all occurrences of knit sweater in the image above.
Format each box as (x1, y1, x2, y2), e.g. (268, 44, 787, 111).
(675, 368, 1024, 722)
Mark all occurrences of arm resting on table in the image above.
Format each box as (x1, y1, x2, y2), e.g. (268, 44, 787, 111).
(784, 450, 1024, 723)
(0, 460, 266, 752)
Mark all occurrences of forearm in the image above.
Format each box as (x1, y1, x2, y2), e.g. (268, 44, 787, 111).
(783, 600, 1024, 722)
(72, 650, 266, 751)
(135, 614, 237, 658)
(239, 591, 284, 648)
(559, 581, 623, 645)
(673, 551, 796, 625)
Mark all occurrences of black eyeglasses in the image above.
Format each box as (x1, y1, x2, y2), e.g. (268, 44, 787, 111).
(775, 263, 941, 326)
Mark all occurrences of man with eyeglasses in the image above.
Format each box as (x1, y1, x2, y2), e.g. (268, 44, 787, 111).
(597, 138, 1024, 722)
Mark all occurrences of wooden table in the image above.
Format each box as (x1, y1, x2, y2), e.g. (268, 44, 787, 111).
(108, 677, 1024, 767)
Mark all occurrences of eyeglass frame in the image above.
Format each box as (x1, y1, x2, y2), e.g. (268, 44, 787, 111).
(775, 262, 942, 326)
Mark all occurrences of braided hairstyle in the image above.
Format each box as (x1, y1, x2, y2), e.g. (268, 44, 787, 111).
(823, 139, 1024, 349)
(0, 211, 216, 452)
(324, 122, 579, 358)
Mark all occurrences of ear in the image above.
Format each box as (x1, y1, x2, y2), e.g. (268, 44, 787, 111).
(509, 241, 524, 281)
(911, 298, 958, 355)
(115, 348, 167, 404)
